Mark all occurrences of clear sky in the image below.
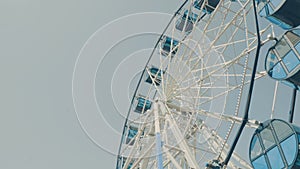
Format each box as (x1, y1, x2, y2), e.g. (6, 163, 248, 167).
(0, 0, 181, 168)
(1, 0, 300, 169)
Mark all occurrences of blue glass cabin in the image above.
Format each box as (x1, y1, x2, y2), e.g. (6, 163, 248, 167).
(257, 0, 300, 29)
(176, 10, 199, 34)
(206, 160, 222, 169)
(121, 157, 133, 169)
(160, 36, 179, 57)
(145, 67, 164, 85)
(249, 119, 300, 169)
(193, 0, 220, 14)
(265, 29, 300, 88)
(125, 126, 138, 145)
(134, 97, 152, 113)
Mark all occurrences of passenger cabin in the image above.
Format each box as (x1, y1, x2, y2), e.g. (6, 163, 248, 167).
(145, 67, 164, 86)
(249, 119, 300, 169)
(193, 0, 220, 14)
(176, 10, 199, 34)
(160, 36, 179, 57)
(135, 97, 152, 113)
(121, 157, 133, 169)
(265, 29, 300, 88)
(125, 126, 138, 145)
(257, 0, 300, 29)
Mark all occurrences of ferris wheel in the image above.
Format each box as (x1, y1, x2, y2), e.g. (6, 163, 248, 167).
(115, 0, 300, 169)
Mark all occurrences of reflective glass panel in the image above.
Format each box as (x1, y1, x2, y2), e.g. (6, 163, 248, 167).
(252, 155, 268, 169)
(280, 135, 297, 166)
(193, 0, 202, 10)
(270, 0, 282, 9)
(193, 0, 219, 13)
(150, 67, 162, 78)
(294, 30, 300, 37)
(122, 158, 133, 169)
(267, 147, 285, 169)
(135, 97, 152, 113)
(259, 5, 267, 17)
(267, 4, 274, 13)
(268, 2, 275, 11)
(272, 120, 293, 141)
(269, 62, 287, 79)
(286, 32, 300, 46)
(250, 134, 263, 160)
(161, 36, 179, 56)
(175, 19, 194, 33)
(128, 126, 138, 139)
(266, 50, 278, 71)
(282, 50, 300, 72)
(183, 10, 198, 22)
(126, 126, 138, 145)
(275, 38, 291, 58)
(261, 125, 276, 150)
(295, 43, 300, 55)
(146, 67, 163, 85)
